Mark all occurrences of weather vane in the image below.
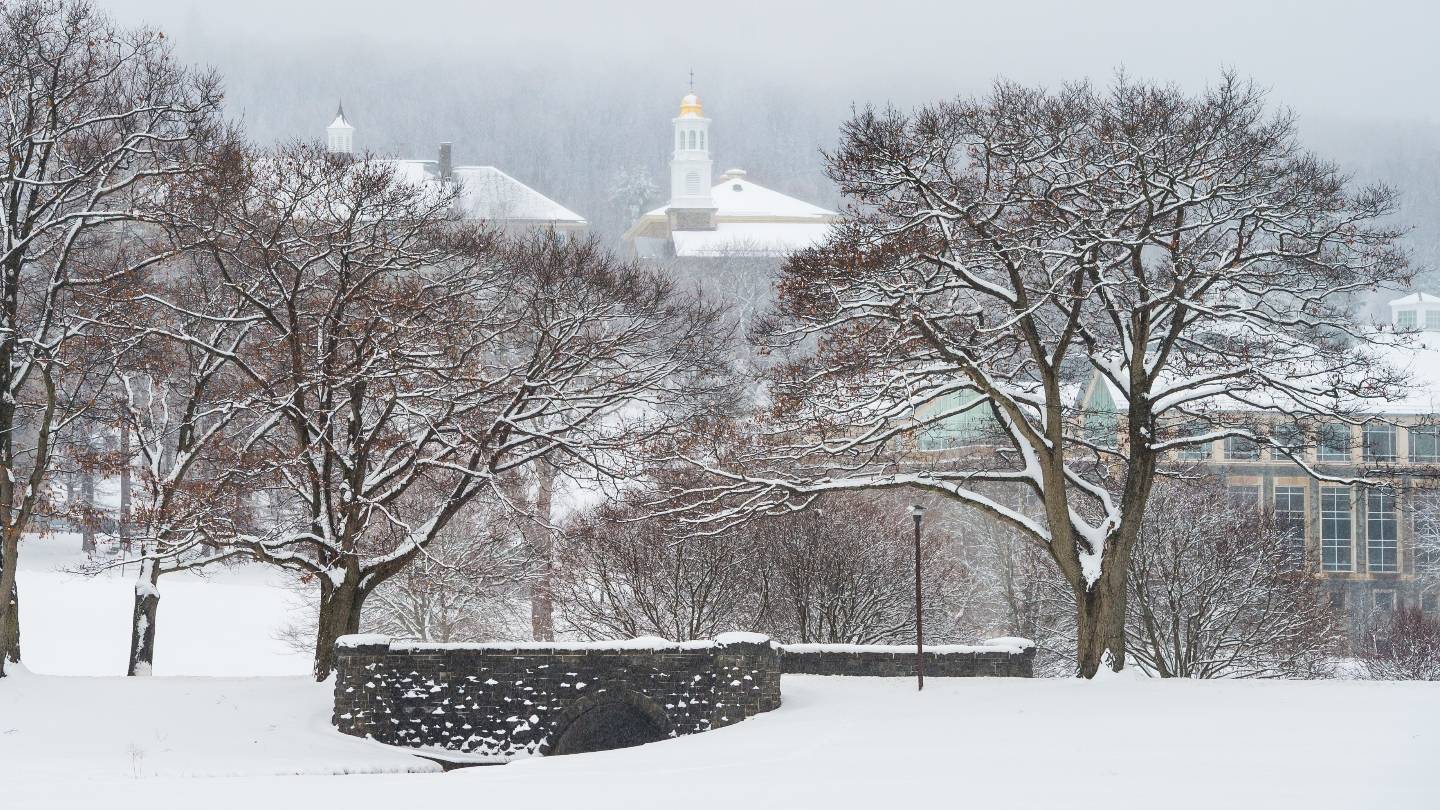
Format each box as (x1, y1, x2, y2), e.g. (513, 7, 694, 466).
(688, 69, 694, 91)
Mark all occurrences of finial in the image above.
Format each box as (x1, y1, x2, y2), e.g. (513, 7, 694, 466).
(688, 69, 694, 92)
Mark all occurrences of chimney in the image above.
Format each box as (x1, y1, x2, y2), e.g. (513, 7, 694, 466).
(438, 142, 453, 180)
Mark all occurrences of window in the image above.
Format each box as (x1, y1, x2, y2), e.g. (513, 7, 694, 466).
(1397, 309, 1418, 329)
(1174, 421, 1210, 460)
(1275, 485, 1306, 567)
(1427, 310, 1440, 330)
(699, 131, 705, 150)
(1271, 423, 1303, 457)
(1366, 489, 1398, 573)
(1329, 590, 1345, 612)
(1414, 491, 1440, 572)
(1227, 484, 1260, 510)
(1320, 486, 1352, 572)
(687, 130, 696, 149)
(1411, 426, 1440, 462)
(1363, 422, 1397, 462)
(1373, 590, 1396, 614)
(1317, 424, 1351, 462)
(1423, 592, 1438, 614)
(1224, 434, 1259, 461)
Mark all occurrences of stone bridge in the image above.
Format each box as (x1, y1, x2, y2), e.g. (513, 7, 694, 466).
(331, 633, 782, 760)
(332, 633, 1033, 761)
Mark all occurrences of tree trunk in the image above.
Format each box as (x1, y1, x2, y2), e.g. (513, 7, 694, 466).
(80, 459, 96, 555)
(312, 576, 365, 681)
(530, 469, 555, 642)
(1074, 568, 1128, 678)
(127, 558, 161, 676)
(118, 420, 132, 555)
(0, 533, 19, 676)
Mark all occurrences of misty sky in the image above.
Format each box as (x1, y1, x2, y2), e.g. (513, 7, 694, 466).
(106, 0, 1438, 123)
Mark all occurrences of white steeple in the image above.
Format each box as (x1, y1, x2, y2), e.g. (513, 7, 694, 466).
(327, 103, 354, 155)
(667, 84, 715, 230)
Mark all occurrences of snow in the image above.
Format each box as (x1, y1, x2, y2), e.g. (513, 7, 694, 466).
(4, 534, 1436, 809)
(350, 632, 778, 653)
(670, 221, 834, 257)
(382, 160, 585, 224)
(0, 667, 437, 781)
(2, 674, 1434, 809)
(782, 638, 1033, 655)
(643, 175, 836, 220)
(15, 532, 311, 676)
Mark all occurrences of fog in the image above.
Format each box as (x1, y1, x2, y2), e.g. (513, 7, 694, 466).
(103, 0, 1440, 277)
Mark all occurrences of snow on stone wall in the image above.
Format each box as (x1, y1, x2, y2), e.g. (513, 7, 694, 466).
(778, 640, 1034, 678)
(332, 634, 782, 760)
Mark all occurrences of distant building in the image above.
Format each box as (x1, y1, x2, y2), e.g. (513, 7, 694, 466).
(1072, 292, 1440, 642)
(622, 91, 839, 260)
(324, 105, 586, 233)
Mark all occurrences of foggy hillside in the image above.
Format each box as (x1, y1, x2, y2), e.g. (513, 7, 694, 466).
(104, 0, 1440, 287)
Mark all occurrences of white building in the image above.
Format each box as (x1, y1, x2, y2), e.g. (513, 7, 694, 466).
(323, 105, 586, 233)
(622, 91, 839, 259)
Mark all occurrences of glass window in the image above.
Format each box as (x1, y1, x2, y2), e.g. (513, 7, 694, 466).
(1373, 590, 1396, 614)
(1414, 490, 1440, 572)
(1227, 484, 1260, 510)
(1224, 434, 1259, 461)
(1411, 426, 1440, 462)
(1427, 310, 1440, 330)
(1317, 424, 1351, 462)
(1397, 310, 1417, 329)
(1175, 421, 1210, 461)
(1366, 489, 1398, 573)
(1363, 422, 1397, 462)
(1320, 486, 1352, 572)
(1274, 485, 1306, 567)
(1271, 423, 1303, 455)
(1423, 592, 1438, 614)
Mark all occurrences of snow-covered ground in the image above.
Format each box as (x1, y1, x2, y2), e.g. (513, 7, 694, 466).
(15, 532, 310, 676)
(4, 532, 1437, 809)
(3, 673, 1435, 809)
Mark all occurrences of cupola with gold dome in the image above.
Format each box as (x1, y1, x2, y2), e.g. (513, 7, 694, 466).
(668, 86, 715, 224)
(623, 85, 840, 260)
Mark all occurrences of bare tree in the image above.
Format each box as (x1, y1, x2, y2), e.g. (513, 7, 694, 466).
(756, 492, 971, 645)
(556, 483, 766, 642)
(1360, 608, 1440, 681)
(0, 0, 222, 675)
(151, 147, 729, 677)
(688, 74, 1411, 676)
(1126, 479, 1340, 678)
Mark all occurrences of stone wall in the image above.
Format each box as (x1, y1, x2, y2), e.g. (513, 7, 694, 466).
(779, 639, 1034, 678)
(332, 633, 781, 759)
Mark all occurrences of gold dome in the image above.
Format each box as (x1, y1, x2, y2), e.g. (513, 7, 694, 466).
(678, 92, 703, 118)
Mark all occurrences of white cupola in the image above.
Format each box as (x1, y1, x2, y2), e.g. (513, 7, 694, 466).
(1389, 292, 1440, 331)
(667, 89, 716, 230)
(327, 103, 354, 155)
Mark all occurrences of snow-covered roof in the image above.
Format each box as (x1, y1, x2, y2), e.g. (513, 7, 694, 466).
(670, 221, 834, 257)
(643, 175, 836, 221)
(1389, 292, 1440, 308)
(380, 160, 585, 225)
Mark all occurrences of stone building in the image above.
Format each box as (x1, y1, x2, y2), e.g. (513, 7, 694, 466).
(324, 105, 586, 233)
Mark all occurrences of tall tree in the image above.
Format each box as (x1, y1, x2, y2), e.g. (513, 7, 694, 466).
(695, 75, 1411, 677)
(0, 0, 222, 675)
(155, 144, 730, 677)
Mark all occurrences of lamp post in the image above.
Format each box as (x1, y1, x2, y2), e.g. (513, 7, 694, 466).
(910, 503, 925, 691)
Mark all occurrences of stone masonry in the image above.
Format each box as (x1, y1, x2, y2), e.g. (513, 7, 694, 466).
(332, 633, 781, 759)
(779, 640, 1035, 678)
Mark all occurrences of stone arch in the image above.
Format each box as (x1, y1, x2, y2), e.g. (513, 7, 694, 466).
(541, 689, 674, 757)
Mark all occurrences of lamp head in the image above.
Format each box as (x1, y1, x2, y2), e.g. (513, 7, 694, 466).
(909, 504, 926, 518)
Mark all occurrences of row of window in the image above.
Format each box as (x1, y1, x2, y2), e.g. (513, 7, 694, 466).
(1190, 422, 1440, 463)
(1234, 484, 1404, 573)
